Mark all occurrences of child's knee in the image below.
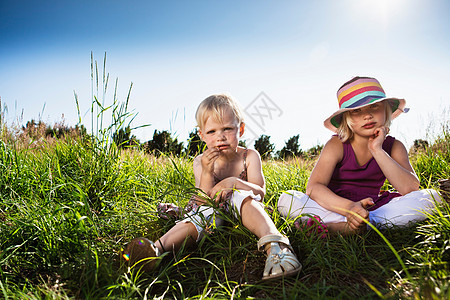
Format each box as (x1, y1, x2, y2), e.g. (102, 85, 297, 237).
(277, 190, 303, 218)
(229, 190, 262, 217)
(241, 195, 253, 206)
(408, 189, 443, 207)
(179, 206, 218, 242)
(177, 220, 201, 242)
(421, 189, 443, 203)
(236, 196, 262, 217)
(277, 190, 294, 208)
(370, 189, 443, 227)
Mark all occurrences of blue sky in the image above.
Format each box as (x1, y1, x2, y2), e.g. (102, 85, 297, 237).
(1, 0, 449, 150)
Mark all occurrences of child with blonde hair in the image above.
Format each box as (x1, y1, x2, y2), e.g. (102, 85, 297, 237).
(124, 94, 301, 280)
(278, 76, 442, 235)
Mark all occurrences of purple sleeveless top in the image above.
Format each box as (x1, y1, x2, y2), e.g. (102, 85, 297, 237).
(327, 136, 401, 211)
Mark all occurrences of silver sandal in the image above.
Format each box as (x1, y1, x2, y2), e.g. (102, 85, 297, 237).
(257, 234, 302, 280)
(122, 237, 161, 272)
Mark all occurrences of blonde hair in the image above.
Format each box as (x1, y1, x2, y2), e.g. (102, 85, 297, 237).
(337, 100, 393, 142)
(195, 94, 244, 129)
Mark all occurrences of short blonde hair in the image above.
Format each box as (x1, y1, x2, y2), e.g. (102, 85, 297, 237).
(195, 94, 244, 129)
(337, 100, 393, 142)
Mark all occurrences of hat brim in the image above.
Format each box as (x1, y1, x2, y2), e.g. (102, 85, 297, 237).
(323, 97, 407, 132)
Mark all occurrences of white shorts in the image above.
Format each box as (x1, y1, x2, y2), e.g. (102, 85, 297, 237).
(277, 189, 442, 228)
(179, 190, 261, 241)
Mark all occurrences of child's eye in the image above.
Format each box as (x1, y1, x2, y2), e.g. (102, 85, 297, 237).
(206, 130, 215, 134)
(224, 127, 233, 131)
(350, 109, 361, 114)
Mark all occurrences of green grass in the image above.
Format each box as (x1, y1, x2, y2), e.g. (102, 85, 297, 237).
(0, 122, 449, 299)
(1, 54, 449, 298)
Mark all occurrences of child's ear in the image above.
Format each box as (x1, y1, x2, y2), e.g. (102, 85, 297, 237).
(198, 129, 204, 141)
(239, 122, 245, 137)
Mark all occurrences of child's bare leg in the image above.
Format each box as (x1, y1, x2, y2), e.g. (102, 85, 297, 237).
(123, 222, 197, 272)
(240, 197, 279, 238)
(240, 197, 302, 279)
(240, 197, 294, 252)
(155, 221, 198, 253)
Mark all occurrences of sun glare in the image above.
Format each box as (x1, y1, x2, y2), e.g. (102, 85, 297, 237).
(352, 0, 409, 30)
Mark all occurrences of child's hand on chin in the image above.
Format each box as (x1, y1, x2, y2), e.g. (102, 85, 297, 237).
(368, 126, 389, 152)
(201, 147, 220, 172)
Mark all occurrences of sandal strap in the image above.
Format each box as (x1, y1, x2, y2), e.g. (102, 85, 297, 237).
(149, 240, 161, 257)
(257, 234, 293, 252)
(259, 235, 302, 280)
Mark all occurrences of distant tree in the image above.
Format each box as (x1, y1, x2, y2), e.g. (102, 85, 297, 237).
(305, 144, 324, 159)
(47, 123, 88, 139)
(413, 139, 429, 151)
(22, 119, 88, 140)
(146, 129, 183, 156)
(75, 124, 88, 138)
(238, 140, 246, 147)
(112, 126, 139, 148)
(185, 129, 206, 157)
(22, 119, 46, 139)
(254, 134, 275, 160)
(278, 134, 302, 160)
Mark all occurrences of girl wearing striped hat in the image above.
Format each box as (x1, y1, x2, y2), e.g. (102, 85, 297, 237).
(278, 76, 442, 235)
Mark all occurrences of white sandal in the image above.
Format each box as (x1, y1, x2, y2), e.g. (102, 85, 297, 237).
(122, 237, 161, 272)
(257, 234, 302, 280)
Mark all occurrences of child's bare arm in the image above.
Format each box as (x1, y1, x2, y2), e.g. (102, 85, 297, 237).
(240, 149, 265, 198)
(209, 149, 265, 200)
(193, 152, 217, 204)
(370, 136, 420, 195)
(306, 136, 371, 228)
(306, 136, 343, 208)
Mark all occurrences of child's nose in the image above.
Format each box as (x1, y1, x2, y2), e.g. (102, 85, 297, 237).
(217, 132, 226, 140)
(363, 110, 373, 118)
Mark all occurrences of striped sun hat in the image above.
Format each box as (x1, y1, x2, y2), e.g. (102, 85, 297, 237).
(324, 76, 408, 132)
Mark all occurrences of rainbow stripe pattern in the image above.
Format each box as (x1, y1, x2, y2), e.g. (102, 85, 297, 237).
(325, 76, 406, 131)
(337, 77, 386, 109)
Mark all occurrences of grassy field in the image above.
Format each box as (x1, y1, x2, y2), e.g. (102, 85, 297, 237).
(1, 58, 449, 299)
(0, 116, 449, 299)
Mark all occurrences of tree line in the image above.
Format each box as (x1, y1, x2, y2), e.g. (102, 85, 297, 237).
(16, 120, 323, 160)
(114, 125, 323, 160)
(13, 120, 430, 161)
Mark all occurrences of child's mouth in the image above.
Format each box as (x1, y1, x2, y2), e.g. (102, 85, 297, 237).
(363, 122, 376, 129)
(217, 145, 228, 151)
